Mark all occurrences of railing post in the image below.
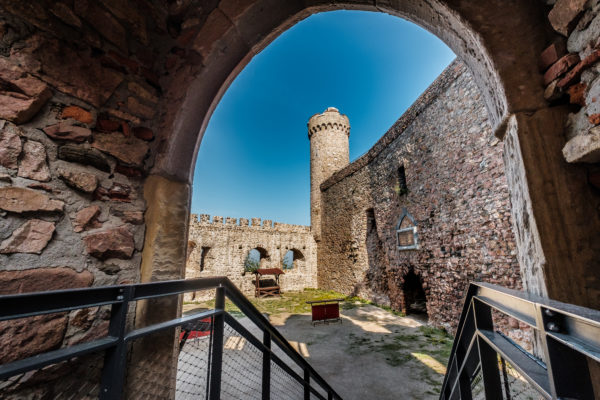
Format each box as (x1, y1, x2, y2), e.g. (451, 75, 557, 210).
(209, 286, 225, 400)
(100, 286, 133, 399)
(473, 299, 502, 400)
(304, 368, 310, 400)
(262, 331, 271, 400)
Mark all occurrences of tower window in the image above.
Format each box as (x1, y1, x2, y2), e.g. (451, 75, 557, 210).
(396, 165, 408, 196)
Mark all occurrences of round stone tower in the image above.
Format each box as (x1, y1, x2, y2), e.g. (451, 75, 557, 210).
(308, 107, 350, 241)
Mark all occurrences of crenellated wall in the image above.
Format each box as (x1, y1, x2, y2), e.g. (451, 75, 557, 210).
(185, 214, 317, 299)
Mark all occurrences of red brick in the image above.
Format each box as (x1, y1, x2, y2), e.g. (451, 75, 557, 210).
(132, 126, 154, 141)
(121, 121, 131, 137)
(96, 117, 121, 132)
(558, 49, 600, 88)
(61, 105, 93, 124)
(539, 42, 567, 71)
(544, 53, 580, 85)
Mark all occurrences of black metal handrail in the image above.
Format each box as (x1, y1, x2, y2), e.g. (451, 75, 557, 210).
(0, 277, 343, 400)
(440, 282, 600, 399)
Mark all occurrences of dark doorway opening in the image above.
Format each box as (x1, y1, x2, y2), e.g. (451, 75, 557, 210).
(403, 269, 428, 317)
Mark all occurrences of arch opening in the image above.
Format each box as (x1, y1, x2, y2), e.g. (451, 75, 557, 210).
(245, 247, 270, 273)
(282, 249, 305, 270)
(402, 269, 428, 318)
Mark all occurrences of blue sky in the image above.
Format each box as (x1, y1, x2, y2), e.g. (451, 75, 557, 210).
(192, 10, 455, 226)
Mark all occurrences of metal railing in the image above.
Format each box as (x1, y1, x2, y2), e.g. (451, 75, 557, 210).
(0, 277, 343, 399)
(440, 282, 600, 400)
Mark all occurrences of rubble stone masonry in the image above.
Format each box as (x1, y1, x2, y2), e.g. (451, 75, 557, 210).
(318, 61, 521, 331)
(185, 214, 317, 299)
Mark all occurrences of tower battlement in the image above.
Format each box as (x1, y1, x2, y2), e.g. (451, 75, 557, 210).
(307, 107, 350, 138)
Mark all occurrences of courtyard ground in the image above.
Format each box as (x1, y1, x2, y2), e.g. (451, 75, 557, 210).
(182, 289, 453, 399)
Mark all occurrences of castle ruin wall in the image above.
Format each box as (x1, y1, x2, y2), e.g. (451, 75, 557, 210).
(185, 214, 317, 300)
(318, 61, 521, 331)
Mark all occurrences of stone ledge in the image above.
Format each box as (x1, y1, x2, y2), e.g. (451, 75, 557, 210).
(562, 129, 600, 163)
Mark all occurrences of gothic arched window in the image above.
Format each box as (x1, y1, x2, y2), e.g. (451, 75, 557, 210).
(396, 208, 418, 250)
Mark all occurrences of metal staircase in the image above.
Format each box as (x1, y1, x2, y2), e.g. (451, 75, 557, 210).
(439, 282, 600, 400)
(0, 277, 342, 399)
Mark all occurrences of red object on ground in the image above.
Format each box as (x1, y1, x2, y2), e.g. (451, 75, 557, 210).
(307, 299, 344, 325)
(179, 317, 211, 341)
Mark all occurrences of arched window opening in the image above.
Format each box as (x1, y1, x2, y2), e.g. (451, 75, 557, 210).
(282, 249, 305, 270)
(403, 269, 428, 317)
(396, 208, 418, 250)
(245, 247, 270, 273)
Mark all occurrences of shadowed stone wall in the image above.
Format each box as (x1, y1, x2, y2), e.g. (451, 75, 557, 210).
(318, 61, 521, 331)
(185, 214, 317, 299)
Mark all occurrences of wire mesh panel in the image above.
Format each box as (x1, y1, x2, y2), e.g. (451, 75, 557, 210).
(176, 317, 213, 399)
(220, 322, 263, 399)
(270, 360, 305, 400)
(470, 365, 485, 400)
(0, 352, 104, 399)
(126, 327, 180, 399)
(499, 357, 545, 400)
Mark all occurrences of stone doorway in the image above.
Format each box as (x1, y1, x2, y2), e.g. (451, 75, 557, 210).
(402, 269, 428, 318)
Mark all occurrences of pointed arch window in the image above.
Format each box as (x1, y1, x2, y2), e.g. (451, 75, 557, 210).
(396, 208, 418, 250)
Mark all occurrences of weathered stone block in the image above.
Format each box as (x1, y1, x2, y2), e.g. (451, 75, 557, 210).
(539, 41, 567, 71)
(0, 187, 64, 213)
(57, 165, 98, 193)
(0, 219, 55, 254)
(57, 144, 111, 173)
(92, 133, 148, 167)
(83, 227, 134, 259)
(43, 123, 92, 142)
(0, 59, 52, 124)
(562, 129, 600, 162)
(18, 141, 50, 182)
(72, 205, 101, 232)
(0, 123, 22, 169)
(0, 267, 94, 295)
(544, 53, 580, 85)
(548, 0, 588, 36)
(61, 105, 93, 124)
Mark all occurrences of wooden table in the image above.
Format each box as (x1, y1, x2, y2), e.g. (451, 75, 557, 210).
(306, 298, 344, 325)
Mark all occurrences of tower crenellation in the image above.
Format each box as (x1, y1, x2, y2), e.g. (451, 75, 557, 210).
(308, 107, 351, 241)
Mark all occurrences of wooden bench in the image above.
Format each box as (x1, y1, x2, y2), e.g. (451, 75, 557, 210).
(254, 268, 284, 298)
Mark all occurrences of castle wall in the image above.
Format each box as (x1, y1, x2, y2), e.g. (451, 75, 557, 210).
(185, 214, 317, 300)
(318, 61, 521, 331)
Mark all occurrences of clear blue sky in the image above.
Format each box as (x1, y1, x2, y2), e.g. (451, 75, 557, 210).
(192, 10, 455, 226)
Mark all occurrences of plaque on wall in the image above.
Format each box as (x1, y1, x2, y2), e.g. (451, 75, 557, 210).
(396, 208, 418, 250)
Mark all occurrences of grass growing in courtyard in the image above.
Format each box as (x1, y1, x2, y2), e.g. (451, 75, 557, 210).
(184, 288, 347, 317)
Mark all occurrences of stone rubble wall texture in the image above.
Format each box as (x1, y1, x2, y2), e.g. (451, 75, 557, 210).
(185, 214, 317, 300)
(544, 0, 600, 184)
(308, 107, 350, 241)
(318, 61, 522, 332)
(0, 0, 597, 394)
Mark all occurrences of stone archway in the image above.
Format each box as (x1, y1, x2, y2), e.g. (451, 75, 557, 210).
(142, 1, 599, 312)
